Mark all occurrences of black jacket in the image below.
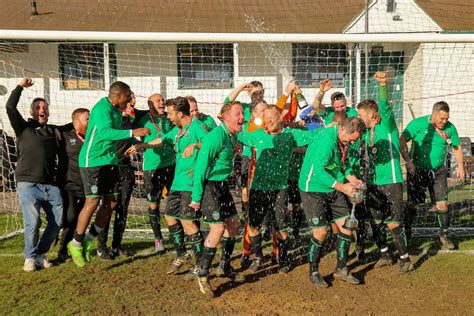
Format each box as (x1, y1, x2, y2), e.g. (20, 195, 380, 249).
(57, 124, 84, 196)
(5, 86, 61, 184)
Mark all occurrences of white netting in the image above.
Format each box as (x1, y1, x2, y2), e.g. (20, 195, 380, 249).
(0, 39, 473, 240)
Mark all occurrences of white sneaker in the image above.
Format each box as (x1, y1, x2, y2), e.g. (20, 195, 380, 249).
(35, 254, 53, 269)
(154, 239, 166, 254)
(23, 258, 36, 272)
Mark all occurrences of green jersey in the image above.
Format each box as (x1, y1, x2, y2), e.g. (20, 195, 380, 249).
(298, 125, 350, 193)
(79, 97, 132, 168)
(320, 106, 358, 125)
(197, 114, 217, 132)
(224, 96, 252, 157)
(238, 128, 313, 190)
(288, 149, 305, 181)
(136, 112, 175, 171)
(402, 115, 460, 171)
(347, 139, 364, 180)
(363, 85, 403, 185)
(165, 119, 209, 191)
(191, 123, 237, 202)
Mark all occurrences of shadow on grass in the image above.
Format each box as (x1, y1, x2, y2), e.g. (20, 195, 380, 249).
(407, 237, 442, 269)
(104, 250, 166, 271)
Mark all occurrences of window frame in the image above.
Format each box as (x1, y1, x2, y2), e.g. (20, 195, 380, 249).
(292, 43, 348, 88)
(177, 43, 234, 89)
(58, 43, 116, 91)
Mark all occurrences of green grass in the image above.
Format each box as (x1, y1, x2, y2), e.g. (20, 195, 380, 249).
(0, 184, 473, 313)
(447, 182, 474, 202)
(1, 233, 474, 314)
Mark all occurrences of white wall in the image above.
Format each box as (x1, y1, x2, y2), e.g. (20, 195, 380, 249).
(402, 43, 424, 124)
(420, 43, 474, 139)
(344, 0, 441, 34)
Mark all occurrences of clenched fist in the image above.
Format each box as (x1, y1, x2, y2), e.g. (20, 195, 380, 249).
(19, 77, 33, 88)
(374, 72, 387, 86)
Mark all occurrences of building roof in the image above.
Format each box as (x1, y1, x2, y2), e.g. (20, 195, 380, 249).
(0, 1, 472, 35)
(0, 0, 365, 34)
(416, 0, 474, 31)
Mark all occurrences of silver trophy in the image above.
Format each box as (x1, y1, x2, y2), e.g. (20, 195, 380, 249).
(343, 185, 366, 230)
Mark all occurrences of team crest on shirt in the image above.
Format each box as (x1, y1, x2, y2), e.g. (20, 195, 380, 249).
(312, 217, 319, 225)
(91, 185, 98, 195)
(212, 211, 220, 220)
(69, 138, 77, 145)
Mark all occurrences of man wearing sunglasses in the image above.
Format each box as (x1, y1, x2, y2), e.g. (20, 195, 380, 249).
(310, 79, 358, 126)
(68, 81, 151, 267)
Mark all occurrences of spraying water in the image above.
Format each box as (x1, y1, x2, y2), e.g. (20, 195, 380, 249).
(244, 14, 292, 83)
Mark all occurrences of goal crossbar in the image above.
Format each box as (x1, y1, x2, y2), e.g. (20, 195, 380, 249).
(0, 30, 473, 43)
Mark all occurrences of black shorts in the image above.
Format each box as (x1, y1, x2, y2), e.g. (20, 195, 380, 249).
(407, 166, 448, 204)
(287, 180, 301, 204)
(200, 181, 237, 224)
(301, 191, 350, 228)
(165, 190, 199, 221)
(365, 183, 403, 224)
(80, 165, 120, 197)
(249, 189, 288, 232)
(241, 155, 250, 188)
(143, 164, 175, 204)
(354, 203, 372, 221)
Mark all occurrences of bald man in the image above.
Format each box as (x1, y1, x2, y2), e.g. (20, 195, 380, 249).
(134, 93, 176, 254)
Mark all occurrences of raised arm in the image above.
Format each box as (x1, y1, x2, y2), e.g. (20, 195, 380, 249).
(287, 87, 299, 122)
(310, 79, 332, 116)
(276, 80, 296, 111)
(374, 72, 396, 130)
(5, 77, 33, 135)
(225, 83, 251, 103)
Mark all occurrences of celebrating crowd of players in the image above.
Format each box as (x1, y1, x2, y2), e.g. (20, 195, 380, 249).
(5, 71, 464, 296)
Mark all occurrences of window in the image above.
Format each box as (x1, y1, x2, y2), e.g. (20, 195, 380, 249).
(361, 48, 404, 80)
(292, 43, 347, 88)
(59, 44, 116, 90)
(177, 43, 233, 89)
